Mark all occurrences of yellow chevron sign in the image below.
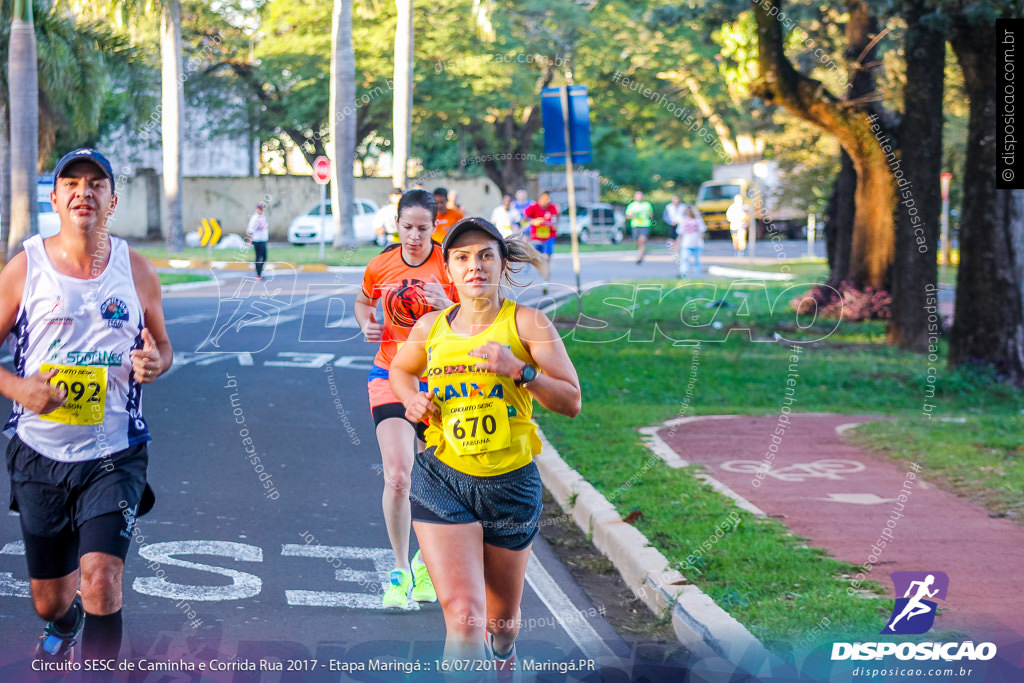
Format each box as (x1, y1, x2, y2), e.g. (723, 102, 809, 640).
(199, 218, 222, 246)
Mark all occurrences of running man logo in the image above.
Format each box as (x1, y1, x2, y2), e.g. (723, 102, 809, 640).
(882, 571, 949, 635)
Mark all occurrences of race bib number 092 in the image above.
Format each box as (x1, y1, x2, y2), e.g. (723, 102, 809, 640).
(39, 364, 107, 426)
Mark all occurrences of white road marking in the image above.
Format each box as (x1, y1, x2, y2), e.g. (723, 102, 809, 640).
(817, 493, 899, 505)
(0, 542, 29, 597)
(133, 541, 263, 601)
(281, 544, 420, 611)
(525, 554, 617, 662)
(324, 317, 361, 328)
(263, 352, 336, 369)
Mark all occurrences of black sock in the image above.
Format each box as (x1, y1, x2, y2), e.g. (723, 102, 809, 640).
(82, 609, 122, 661)
(52, 600, 81, 634)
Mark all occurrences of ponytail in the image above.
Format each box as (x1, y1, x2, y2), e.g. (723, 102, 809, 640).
(502, 236, 544, 287)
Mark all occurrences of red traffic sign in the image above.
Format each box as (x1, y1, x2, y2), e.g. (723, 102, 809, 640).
(312, 156, 331, 185)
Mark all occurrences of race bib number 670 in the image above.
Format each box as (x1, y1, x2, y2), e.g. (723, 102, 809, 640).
(443, 397, 511, 456)
(39, 364, 107, 425)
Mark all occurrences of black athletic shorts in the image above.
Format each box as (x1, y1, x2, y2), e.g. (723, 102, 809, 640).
(6, 434, 153, 579)
(409, 446, 543, 551)
(371, 402, 428, 442)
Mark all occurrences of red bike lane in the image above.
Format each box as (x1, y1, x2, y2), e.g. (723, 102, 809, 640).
(658, 413, 1024, 654)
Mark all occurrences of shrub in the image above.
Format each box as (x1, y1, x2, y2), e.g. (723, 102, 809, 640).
(791, 280, 892, 321)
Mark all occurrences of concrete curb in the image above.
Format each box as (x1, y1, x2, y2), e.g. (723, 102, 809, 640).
(534, 424, 790, 678)
(159, 278, 220, 294)
(151, 258, 335, 273)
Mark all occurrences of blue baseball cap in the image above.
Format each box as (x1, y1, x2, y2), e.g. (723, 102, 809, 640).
(53, 148, 115, 193)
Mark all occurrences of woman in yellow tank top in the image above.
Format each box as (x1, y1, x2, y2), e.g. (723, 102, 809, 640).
(391, 217, 581, 672)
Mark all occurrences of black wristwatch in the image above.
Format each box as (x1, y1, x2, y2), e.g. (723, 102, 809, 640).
(514, 363, 539, 387)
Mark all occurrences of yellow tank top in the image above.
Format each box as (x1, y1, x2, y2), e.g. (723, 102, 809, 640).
(424, 299, 540, 476)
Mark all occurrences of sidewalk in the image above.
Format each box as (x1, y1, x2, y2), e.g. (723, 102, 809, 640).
(654, 413, 1024, 643)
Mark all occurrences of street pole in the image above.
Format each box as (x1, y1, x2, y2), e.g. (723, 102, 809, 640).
(807, 213, 815, 259)
(560, 86, 582, 317)
(318, 182, 327, 262)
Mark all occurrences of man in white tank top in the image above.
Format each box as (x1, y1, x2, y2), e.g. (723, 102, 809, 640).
(0, 148, 172, 665)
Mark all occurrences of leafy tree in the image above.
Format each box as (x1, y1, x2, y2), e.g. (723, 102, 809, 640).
(0, 1, 148, 262)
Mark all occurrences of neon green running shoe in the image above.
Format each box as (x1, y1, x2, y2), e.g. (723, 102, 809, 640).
(410, 551, 437, 603)
(382, 568, 412, 609)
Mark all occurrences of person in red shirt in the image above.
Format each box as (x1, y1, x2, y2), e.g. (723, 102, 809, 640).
(355, 189, 457, 609)
(524, 190, 558, 279)
(431, 187, 464, 244)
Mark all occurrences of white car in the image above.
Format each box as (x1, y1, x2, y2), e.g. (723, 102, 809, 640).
(38, 180, 61, 238)
(287, 198, 382, 245)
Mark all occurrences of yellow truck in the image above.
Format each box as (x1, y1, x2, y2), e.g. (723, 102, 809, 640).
(696, 161, 804, 238)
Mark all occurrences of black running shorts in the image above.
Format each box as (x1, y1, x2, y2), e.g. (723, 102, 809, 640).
(6, 434, 152, 578)
(409, 446, 542, 551)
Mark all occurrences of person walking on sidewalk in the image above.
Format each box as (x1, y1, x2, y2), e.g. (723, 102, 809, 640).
(0, 148, 171, 665)
(663, 195, 686, 254)
(246, 202, 269, 279)
(356, 189, 457, 609)
(726, 194, 749, 257)
(677, 205, 707, 278)
(390, 217, 582, 675)
(625, 190, 654, 264)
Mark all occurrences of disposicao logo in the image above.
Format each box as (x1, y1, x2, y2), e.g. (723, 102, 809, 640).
(883, 570, 948, 635)
(831, 571, 997, 662)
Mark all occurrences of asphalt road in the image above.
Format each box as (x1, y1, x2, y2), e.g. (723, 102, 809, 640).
(0, 253, 680, 682)
(0, 242, 821, 682)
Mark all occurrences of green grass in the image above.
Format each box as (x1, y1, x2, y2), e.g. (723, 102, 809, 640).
(536, 276, 1024, 658)
(158, 272, 213, 285)
(847, 415, 1024, 524)
(553, 242, 636, 253)
(135, 243, 385, 268)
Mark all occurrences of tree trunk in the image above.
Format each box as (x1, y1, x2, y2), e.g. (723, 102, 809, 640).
(392, 0, 413, 190)
(161, 0, 185, 252)
(889, 0, 944, 351)
(825, 150, 855, 285)
(465, 107, 544, 196)
(752, 0, 895, 288)
(8, 2, 38, 256)
(948, 17, 1024, 383)
(331, 0, 356, 249)
(824, 1, 878, 288)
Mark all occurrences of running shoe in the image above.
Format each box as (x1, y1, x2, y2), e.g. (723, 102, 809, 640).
(381, 569, 412, 609)
(35, 592, 84, 662)
(410, 551, 437, 603)
(489, 633, 520, 683)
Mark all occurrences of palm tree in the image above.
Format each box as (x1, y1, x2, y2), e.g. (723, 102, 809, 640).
(7, 0, 39, 257)
(330, 0, 355, 249)
(66, 0, 185, 253)
(160, 0, 184, 252)
(0, 2, 144, 264)
(392, 0, 412, 190)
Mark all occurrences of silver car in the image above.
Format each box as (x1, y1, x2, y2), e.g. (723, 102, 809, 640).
(558, 202, 624, 244)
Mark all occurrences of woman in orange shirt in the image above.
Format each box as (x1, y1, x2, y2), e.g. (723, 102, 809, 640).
(355, 189, 457, 608)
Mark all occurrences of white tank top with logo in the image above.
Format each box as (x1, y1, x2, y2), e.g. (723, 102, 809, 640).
(3, 234, 150, 462)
